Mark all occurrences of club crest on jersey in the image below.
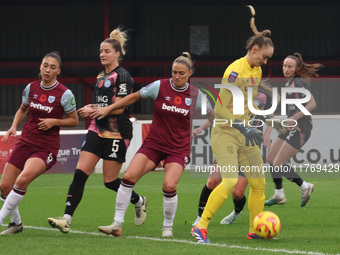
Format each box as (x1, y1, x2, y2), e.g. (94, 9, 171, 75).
(104, 80, 111, 88)
(48, 96, 55, 103)
(185, 98, 192, 106)
(228, 71, 238, 83)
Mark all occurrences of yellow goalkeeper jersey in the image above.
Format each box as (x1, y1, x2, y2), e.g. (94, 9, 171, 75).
(213, 56, 262, 133)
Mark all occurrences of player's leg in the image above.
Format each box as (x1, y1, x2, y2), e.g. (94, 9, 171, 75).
(273, 129, 314, 207)
(192, 164, 221, 226)
(161, 160, 184, 237)
(192, 133, 238, 243)
(220, 174, 247, 225)
(98, 150, 157, 236)
(240, 145, 265, 239)
(265, 137, 287, 206)
(48, 150, 99, 233)
(102, 138, 147, 226)
(0, 163, 22, 234)
(0, 157, 47, 229)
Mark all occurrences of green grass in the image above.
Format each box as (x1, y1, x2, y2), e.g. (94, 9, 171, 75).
(0, 171, 339, 255)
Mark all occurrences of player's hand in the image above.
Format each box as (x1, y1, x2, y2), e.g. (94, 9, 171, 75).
(1, 127, 17, 143)
(77, 105, 94, 118)
(262, 131, 271, 149)
(90, 106, 110, 120)
(38, 118, 55, 131)
(192, 127, 203, 138)
(233, 119, 263, 146)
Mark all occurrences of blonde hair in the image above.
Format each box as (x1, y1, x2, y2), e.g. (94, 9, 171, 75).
(173, 52, 194, 71)
(103, 27, 128, 58)
(246, 5, 273, 51)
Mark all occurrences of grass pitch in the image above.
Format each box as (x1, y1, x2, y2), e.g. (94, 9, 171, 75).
(0, 171, 339, 255)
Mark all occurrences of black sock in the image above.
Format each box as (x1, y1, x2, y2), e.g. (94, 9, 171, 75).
(198, 185, 213, 217)
(104, 178, 140, 205)
(281, 164, 304, 186)
(64, 169, 89, 216)
(233, 196, 246, 214)
(270, 164, 283, 189)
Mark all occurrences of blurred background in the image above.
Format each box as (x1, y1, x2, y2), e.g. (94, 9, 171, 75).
(0, 0, 339, 129)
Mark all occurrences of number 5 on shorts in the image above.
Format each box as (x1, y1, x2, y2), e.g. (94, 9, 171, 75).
(112, 139, 120, 153)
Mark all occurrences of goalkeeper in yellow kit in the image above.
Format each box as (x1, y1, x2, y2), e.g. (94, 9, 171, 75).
(191, 5, 274, 242)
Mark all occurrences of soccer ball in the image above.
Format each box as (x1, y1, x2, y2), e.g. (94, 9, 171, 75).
(253, 211, 281, 238)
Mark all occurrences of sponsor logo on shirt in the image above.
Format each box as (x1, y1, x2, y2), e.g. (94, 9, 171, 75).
(118, 83, 127, 95)
(71, 96, 76, 105)
(162, 103, 189, 116)
(165, 96, 171, 101)
(30, 101, 53, 113)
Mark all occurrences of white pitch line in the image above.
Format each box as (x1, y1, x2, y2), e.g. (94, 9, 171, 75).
(8, 225, 337, 255)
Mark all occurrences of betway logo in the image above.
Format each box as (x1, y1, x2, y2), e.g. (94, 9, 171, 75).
(30, 102, 53, 113)
(162, 103, 189, 116)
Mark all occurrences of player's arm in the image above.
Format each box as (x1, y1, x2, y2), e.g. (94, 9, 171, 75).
(38, 110, 79, 131)
(2, 103, 29, 142)
(91, 80, 160, 119)
(91, 91, 142, 120)
(289, 94, 316, 122)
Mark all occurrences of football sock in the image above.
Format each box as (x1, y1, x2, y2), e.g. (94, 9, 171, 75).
(0, 186, 25, 226)
(270, 164, 283, 189)
(281, 164, 303, 186)
(198, 183, 230, 229)
(300, 181, 309, 190)
(63, 214, 72, 225)
(233, 195, 246, 213)
(104, 178, 141, 205)
(1, 195, 21, 225)
(162, 190, 178, 228)
(197, 185, 213, 217)
(64, 169, 89, 216)
(248, 187, 265, 233)
(114, 178, 134, 223)
(274, 188, 285, 197)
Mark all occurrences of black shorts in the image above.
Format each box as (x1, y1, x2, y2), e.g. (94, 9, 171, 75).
(278, 128, 311, 150)
(81, 131, 128, 162)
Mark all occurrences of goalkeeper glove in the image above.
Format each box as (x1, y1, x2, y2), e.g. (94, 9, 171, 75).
(265, 119, 288, 135)
(233, 119, 263, 146)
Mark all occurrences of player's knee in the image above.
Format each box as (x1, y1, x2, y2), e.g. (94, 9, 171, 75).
(206, 178, 221, 190)
(162, 182, 177, 192)
(14, 177, 29, 191)
(232, 189, 245, 200)
(220, 178, 238, 192)
(104, 178, 121, 191)
(0, 182, 12, 196)
(249, 178, 266, 190)
(72, 169, 89, 185)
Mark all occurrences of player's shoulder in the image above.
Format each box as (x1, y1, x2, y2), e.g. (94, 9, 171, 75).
(115, 66, 131, 77)
(55, 81, 70, 92)
(292, 76, 308, 88)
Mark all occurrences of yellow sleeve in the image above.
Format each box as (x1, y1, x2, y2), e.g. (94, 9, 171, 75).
(214, 87, 235, 123)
